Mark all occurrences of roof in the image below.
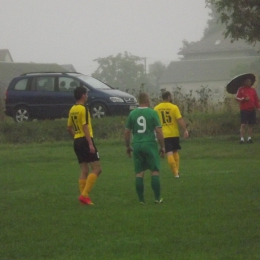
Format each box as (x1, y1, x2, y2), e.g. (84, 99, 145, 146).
(0, 62, 69, 96)
(0, 49, 13, 62)
(179, 30, 257, 55)
(159, 56, 260, 84)
(60, 64, 77, 72)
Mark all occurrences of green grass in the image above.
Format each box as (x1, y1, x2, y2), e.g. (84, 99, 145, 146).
(0, 137, 260, 260)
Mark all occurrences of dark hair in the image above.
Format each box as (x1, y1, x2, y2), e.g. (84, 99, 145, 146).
(74, 86, 86, 100)
(162, 91, 171, 100)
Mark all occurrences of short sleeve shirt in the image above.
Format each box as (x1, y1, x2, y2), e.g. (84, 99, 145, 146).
(125, 107, 161, 143)
(67, 104, 93, 139)
(154, 102, 182, 138)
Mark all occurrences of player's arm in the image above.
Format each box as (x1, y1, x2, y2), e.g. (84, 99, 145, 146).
(154, 127, 165, 158)
(124, 128, 133, 158)
(67, 125, 75, 138)
(82, 124, 95, 153)
(67, 115, 75, 137)
(177, 117, 189, 138)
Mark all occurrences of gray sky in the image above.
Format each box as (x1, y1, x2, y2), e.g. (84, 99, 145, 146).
(0, 0, 209, 75)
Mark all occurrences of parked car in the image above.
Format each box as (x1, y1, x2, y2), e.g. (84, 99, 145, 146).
(5, 72, 138, 122)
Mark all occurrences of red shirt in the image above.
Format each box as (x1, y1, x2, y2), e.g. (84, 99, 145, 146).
(236, 86, 260, 111)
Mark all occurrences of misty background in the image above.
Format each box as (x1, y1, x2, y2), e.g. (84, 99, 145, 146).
(0, 0, 209, 74)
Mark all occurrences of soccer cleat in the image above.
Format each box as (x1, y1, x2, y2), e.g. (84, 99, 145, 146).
(139, 201, 146, 205)
(175, 175, 180, 178)
(154, 198, 163, 204)
(78, 195, 94, 205)
(247, 139, 253, 143)
(239, 140, 244, 144)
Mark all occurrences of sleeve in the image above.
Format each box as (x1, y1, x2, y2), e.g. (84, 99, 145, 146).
(82, 106, 88, 125)
(174, 106, 182, 120)
(236, 88, 244, 101)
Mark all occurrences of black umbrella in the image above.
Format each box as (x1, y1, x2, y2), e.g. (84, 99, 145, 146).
(226, 73, 256, 94)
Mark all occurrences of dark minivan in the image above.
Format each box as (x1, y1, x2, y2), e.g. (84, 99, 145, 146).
(5, 72, 138, 122)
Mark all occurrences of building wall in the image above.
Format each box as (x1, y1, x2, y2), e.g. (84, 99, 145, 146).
(159, 80, 228, 103)
(182, 51, 257, 61)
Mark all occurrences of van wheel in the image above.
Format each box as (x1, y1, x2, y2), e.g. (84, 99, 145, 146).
(90, 103, 107, 118)
(14, 106, 31, 122)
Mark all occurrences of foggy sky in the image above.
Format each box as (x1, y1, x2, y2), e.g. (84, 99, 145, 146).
(0, 0, 209, 75)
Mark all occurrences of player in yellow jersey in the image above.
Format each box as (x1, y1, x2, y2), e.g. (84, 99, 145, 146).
(154, 91, 189, 178)
(67, 86, 102, 205)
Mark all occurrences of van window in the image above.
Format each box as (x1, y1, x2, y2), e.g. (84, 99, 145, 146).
(77, 75, 110, 89)
(36, 77, 55, 91)
(14, 79, 28, 91)
(58, 77, 80, 92)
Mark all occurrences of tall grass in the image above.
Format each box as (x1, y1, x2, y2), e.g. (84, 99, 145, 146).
(1, 86, 259, 143)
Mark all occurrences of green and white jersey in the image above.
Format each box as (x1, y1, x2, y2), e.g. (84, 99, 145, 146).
(125, 107, 161, 143)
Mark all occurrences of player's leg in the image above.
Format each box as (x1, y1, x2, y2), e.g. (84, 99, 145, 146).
(151, 172, 162, 203)
(136, 171, 145, 204)
(78, 138, 101, 205)
(74, 138, 89, 195)
(133, 144, 146, 203)
(146, 143, 162, 202)
(82, 160, 102, 198)
(79, 162, 89, 194)
(173, 152, 180, 175)
(165, 137, 180, 177)
(167, 151, 179, 177)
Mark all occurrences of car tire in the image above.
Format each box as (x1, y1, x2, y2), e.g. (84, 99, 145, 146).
(90, 102, 107, 118)
(14, 106, 31, 122)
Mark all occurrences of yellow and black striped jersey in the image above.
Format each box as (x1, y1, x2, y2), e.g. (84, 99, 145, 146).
(67, 104, 93, 139)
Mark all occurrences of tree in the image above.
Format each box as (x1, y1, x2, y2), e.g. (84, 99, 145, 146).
(92, 52, 146, 92)
(147, 61, 166, 89)
(206, 1, 260, 44)
(203, 4, 223, 37)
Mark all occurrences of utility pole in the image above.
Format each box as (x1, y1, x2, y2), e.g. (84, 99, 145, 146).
(143, 57, 147, 75)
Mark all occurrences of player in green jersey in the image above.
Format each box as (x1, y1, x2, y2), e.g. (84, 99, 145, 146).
(67, 86, 102, 205)
(125, 92, 165, 204)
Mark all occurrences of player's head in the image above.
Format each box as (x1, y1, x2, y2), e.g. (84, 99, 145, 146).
(244, 78, 252, 87)
(162, 91, 172, 102)
(138, 92, 150, 107)
(74, 86, 87, 101)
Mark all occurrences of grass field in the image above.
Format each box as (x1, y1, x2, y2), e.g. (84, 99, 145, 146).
(0, 137, 259, 260)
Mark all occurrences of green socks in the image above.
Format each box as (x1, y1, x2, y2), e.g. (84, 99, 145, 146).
(136, 175, 161, 202)
(135, 177, 144, 202)
(151, 175, 161, 201)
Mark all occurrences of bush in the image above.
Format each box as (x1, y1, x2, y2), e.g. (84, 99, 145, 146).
(1, 86, 259, 144)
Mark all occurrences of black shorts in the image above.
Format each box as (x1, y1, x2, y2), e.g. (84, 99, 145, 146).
(240, 110, 256, 124)
(73, 137, 100, 164)
(164, 137, 181, 153)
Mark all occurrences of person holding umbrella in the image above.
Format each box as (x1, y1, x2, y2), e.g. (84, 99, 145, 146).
(235, 77, 260, 144)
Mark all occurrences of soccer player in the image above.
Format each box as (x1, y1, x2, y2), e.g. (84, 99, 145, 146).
(236, 78, 260, 144)
(125, 92, 165, 204)
(154, 91, 189, 178)
(67, 86, 101, 205)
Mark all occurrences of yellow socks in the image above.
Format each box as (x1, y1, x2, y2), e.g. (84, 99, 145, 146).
(173, 152, 180, 173)
(82, 173, 98, 197)
(167, 154, 178, 177)
(79, 179, 86, 194)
